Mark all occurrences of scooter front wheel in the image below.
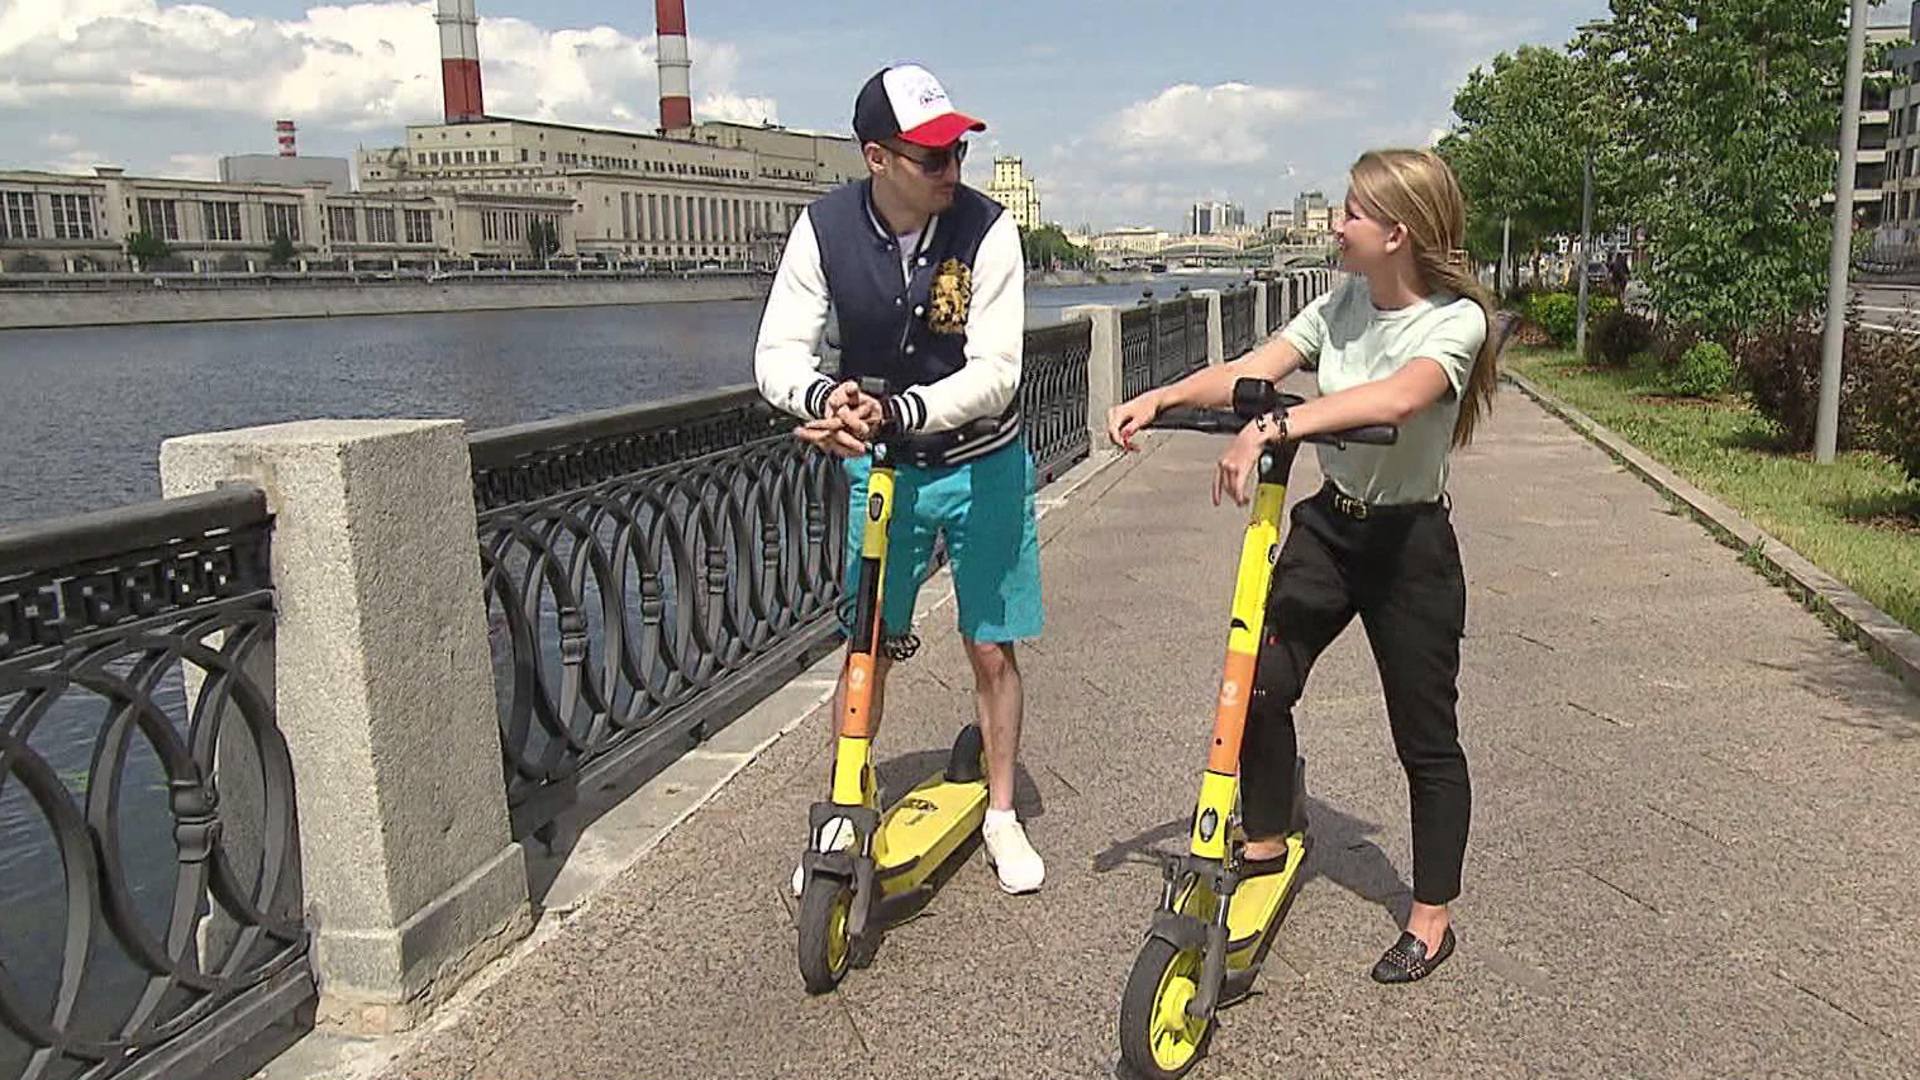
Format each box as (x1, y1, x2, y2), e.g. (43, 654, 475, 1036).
(797, 875, 854, 994)
(1117, 936, 1215, 1080)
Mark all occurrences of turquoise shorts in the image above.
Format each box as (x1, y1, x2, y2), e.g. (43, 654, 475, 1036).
(840, 439, 1044, 645)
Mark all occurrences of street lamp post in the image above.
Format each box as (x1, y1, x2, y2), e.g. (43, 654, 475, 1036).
(1816, 0, 1870, 464)
(1575, 144, 1595, 360)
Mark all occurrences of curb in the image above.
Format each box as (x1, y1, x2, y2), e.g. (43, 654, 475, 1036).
(1503, 370, 1920, 699)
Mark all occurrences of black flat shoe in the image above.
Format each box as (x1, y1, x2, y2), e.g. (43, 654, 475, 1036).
(1234, 845, 1294, 878)
(1370, 927, 1455, 984)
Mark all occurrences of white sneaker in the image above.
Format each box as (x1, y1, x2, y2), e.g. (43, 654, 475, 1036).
(792, 816, 857, 897)
(982, 815, 1045, 895)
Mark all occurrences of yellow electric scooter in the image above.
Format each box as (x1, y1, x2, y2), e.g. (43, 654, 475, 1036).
(1116, 378, 1397, 1079)
(796, 377, 996, 995)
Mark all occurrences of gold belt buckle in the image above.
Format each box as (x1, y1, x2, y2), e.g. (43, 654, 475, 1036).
(1336, 492, 1368, 520)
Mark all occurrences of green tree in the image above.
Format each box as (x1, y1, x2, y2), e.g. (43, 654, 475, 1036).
(1019, 224, 1091, 270)
(268, 232, 297, 267)
(1587, 0, 1851, 338)
(1437, 45, 1618, 292)
(126, 229, 171, 263)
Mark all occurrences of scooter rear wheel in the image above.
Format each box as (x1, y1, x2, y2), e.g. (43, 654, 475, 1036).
(797, 875, 854, 994)
(1117, 936, 1214, 1080)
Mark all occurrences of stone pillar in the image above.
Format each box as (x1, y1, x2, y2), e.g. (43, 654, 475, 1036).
(1252, 282, 1268, 342)
(1193, 289, 1225, 365)
(160, 420, 530, 1033)
(1064, 305, 1122, 447)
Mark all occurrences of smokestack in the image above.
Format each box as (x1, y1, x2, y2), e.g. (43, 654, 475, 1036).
(276, 119, 297, 157)
(437, 0, 485, 124)
(655, 0, 692, 134)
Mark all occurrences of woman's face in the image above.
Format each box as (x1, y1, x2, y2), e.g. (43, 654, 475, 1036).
(1335, 190, 1399, 273)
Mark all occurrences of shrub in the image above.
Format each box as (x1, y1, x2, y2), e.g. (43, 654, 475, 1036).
(1528, 292, 1578, 345)
(1592, 308, 1656, 367)
(1671, 341, 1735, 398)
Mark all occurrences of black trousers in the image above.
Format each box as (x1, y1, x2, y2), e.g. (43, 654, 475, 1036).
(1241, 485, 1471, 906)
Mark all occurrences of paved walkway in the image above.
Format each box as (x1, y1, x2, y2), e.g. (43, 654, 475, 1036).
(380, 380, 1918, 1080)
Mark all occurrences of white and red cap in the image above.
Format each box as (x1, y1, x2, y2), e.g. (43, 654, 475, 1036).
(853, 64, 986, 147)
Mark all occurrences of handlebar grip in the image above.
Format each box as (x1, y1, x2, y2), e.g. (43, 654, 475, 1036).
(1147, 407, 1242, 433)
(1309, 425, 1398, 447)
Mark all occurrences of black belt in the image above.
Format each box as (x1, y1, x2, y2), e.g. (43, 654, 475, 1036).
(892, 411, 1020, 468)
(1318, 485, 1445, 521)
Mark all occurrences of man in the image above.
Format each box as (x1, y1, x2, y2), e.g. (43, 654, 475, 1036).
(754, 63, 1044, 895)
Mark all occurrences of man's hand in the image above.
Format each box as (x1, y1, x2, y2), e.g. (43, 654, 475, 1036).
(794, 415, 868, 459)
(823, 380, 886, 440)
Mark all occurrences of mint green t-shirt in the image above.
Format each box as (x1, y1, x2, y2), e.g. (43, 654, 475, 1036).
(1279, 276, 1488, 505)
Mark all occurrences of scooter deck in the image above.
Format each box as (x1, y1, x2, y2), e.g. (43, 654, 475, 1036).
(874, 771, 989, 898)
(1226, 832, 1307, 968)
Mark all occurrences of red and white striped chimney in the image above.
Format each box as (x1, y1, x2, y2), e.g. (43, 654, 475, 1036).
(437, 0, 485, 124)
(655, 0, 693, 134)
(276, 119, 297, 157)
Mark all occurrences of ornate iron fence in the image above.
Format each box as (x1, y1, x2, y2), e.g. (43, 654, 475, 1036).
(1120, 305, 1156, 402)
(1222, 287, 1257, 357)
(1150, 291, 1190, 385)
(0, 488, 311, 1080)
(1021, 320, 1092, 485)
(469, 390, 846, 840)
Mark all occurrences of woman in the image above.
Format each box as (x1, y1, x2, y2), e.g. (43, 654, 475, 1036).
(1106, 148, 1497, 983)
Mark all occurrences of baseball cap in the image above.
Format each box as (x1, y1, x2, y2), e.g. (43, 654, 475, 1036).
(852, 64, 986, 148)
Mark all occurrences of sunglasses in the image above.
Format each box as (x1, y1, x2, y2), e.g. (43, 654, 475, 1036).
(884, 140, 968, 174)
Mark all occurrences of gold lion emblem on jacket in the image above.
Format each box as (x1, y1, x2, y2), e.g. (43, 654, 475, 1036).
(927, 258, 972, 334)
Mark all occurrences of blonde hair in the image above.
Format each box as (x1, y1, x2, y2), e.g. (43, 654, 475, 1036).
(1347, 149, 1497, 448)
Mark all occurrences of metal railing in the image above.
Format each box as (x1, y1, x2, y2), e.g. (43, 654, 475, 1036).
(1222, 286, 1257, 357)
(1120, 305, 1156, 402)
(0, 488, 310, 1080)
(469, 390, 844, 840)
(1021, 320, 1093, 484)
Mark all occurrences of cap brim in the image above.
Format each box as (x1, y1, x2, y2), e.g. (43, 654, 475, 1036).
(898, 112, 986, 147)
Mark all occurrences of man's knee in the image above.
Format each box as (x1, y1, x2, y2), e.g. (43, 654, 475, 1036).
(963, 640, 1018, 686)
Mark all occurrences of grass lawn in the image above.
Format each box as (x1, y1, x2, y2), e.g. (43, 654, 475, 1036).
(1506, 347, 1920, 635)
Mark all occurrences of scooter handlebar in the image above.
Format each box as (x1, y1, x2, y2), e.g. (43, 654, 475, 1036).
(851, 377, 999, 439)
(1149, 385, 1400, 447)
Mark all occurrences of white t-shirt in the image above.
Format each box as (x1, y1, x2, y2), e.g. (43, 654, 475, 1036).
(1280, 276, 1488, 505)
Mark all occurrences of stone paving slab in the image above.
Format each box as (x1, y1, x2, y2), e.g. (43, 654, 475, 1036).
(377, 382, 1917, 1080)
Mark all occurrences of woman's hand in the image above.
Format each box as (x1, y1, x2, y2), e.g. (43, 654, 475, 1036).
(1106, 389, 1162, 452)
(1213, 418, 1276, 507)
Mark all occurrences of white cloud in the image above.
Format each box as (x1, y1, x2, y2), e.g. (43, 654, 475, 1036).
(166, 152, 220, 179)
(1391, 10, 1544, 53)
(0, 0, 770, 134)
(1102, 82, 1323, 167)
(1035, 80, 1333, 229)
(31, 129, 106, 172)
(697, 92, 777, 126)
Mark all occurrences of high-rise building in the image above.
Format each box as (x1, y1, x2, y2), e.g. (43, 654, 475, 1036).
(1189, 200, 1244, 235)
(987, 156, 1043, 230)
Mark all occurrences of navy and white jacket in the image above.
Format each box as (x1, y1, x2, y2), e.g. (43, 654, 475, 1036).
(754, 178, 1025, 464)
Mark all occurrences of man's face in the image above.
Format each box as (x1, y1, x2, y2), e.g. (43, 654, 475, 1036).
(869, 138, 967, 216)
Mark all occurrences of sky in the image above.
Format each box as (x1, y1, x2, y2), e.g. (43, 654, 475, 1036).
(0, 0, 1629, 231)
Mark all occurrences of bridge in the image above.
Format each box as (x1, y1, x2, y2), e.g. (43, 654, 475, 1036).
(3, 269, 1914, 1080)
(1101, 242, 1333, 271)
